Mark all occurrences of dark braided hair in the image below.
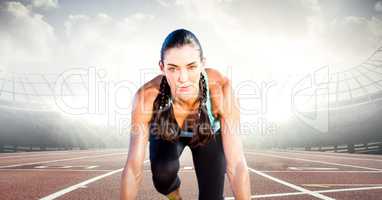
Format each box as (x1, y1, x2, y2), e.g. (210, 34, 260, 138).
(149, 76, 179, 142)
(149, 29, 215, 147)
(188, 72, 215, 147)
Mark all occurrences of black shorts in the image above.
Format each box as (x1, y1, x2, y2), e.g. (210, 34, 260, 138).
(149, 131, 226, 200)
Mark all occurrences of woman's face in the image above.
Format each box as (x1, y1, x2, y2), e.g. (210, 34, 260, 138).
(160, 44, 204, 103)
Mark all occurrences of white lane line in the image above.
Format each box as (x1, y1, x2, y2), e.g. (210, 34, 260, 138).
(247, 167, 335, 200)
(33, 165, 98, 169)
(250, 191, 302, 199)
(260, 170, 382, 173)
(289, 150, 382, 160)
(303, 184, 382, 188)
(0, 152, 70, 159)
(0, 169, 113, 172)
(288, 167, 339, 171)
(35, 166, 48, 169)
(0, 149, 121, 159)
(225, 191, 303, 199)
(225, 185, 382, 199)
(0, 152, 127, 169)
(144, 169, 380, 173)
(39, 160, 150, 200)
(318, 185, 382, 194)
(280, 151, 382, 163)
(0, 150, 100, 159)
(247, 152, 382, 171)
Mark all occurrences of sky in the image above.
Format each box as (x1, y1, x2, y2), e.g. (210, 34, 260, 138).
(1, 0, 382, 76)
(1, 0, 382, 130)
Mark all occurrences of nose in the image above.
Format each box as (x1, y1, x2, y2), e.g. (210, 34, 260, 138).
(178, 68, 189, 83)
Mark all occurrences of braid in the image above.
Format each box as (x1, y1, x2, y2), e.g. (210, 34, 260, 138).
(159, 77, 172, 110)
(150, 76, 179, 142)
(189, 72, 215, 148)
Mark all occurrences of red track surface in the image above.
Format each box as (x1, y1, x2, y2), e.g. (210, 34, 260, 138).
(1, 149, 382, 199)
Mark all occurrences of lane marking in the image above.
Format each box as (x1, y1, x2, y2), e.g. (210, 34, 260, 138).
(250, 191, 302, 199)
(247, 152, 382, 171)
(39, 160, 149, 200)
(0, 149, 118, 159)
(35, 166, 48, 169)
(303, 184, 382, 188)
(8, 169, 377, 173)
(318, 185, 382, 194)
(33, 165, 99, 169)
(0, 152, 72, 159)
(289, 150, 382, 160)
(0, 169, 112, 172)
(244, 149, 382, 160)
(225, 185, 382, 199)
(225, 191, 303, 199)
(247, 167, 335, 200)
(0, 150, 111, 159)
(260, 170, 382, 173)
(0, 152, 127, 169)
(280, 151, 382, 163)
(288, 167, 339, 171)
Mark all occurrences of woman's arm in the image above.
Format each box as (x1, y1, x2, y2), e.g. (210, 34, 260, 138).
(220, 78, 251, 200)
(120, 89, 152, 200)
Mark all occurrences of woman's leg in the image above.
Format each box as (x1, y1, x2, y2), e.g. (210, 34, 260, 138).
(190, 132, 227, 200)
(149, 135, 188, 197)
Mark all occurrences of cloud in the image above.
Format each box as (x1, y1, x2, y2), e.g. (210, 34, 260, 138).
(369, 16, 382, 37)
(61, 12, 160, 81)
(0, 5, 162, 118)
(304, 14, 382, 71)
(375, 1, 382, 12)
(130, 12, 154, 21)
(300, 0, 321, 12)
(156, 0, 171, 7)
(2, 0, 382, 79)
(176, 0, 322, 47)
(0, 1, 57, 72)
(169, 0, 382, 77)
(171, 0, 325, 77)
(0, 0, 160, 77)
(217, 0, 234, 3)
(31, 0, 58, 9)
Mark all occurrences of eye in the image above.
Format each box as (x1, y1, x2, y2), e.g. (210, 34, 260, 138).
(168, 67, 176, 71)
(188, 66, 197, 70)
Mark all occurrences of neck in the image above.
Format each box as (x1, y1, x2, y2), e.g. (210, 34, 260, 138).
(173, 95, 200, 111)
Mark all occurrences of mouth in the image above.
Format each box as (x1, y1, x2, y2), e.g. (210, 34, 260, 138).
(178, 85, 192, 92)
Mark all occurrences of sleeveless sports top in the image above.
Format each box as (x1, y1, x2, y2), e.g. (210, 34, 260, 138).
(178, 70, 221, 137)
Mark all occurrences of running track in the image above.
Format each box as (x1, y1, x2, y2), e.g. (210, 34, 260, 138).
(1, 148, 382, 199)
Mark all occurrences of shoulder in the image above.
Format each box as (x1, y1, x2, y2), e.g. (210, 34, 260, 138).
(205, 67, 232, 97)
(205, 68, 229, 86)
(131, 74, 163, 122)
(204, 68, 233, 117)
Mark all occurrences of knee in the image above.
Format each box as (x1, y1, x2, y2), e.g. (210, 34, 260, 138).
(151, 159, 179, 179)
(150, 160, 180, 194)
